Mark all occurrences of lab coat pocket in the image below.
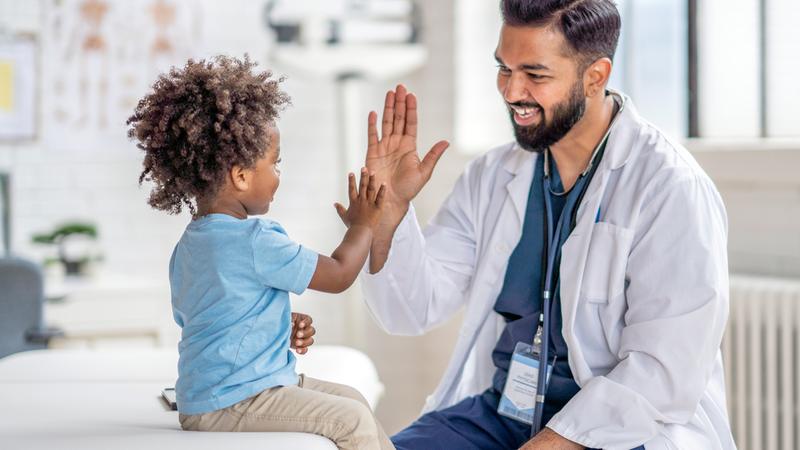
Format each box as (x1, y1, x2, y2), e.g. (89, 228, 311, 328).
(580, 222, 634, 304)
(574, 222, 634, 370)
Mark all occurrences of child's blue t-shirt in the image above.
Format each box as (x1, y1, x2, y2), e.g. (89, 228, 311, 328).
(169, 213, 318, 415)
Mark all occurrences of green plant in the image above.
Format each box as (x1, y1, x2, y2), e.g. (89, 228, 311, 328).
(32, 223, 98, 244)
(31, 222, 101, 275)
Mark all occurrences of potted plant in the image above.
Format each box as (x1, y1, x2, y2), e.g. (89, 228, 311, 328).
(32, 222, 102, 276)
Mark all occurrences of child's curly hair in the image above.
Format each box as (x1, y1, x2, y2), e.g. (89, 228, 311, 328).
(128, 55, 290, 216)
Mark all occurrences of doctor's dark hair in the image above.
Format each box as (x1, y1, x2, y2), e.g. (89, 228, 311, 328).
(127, 55, 290, 216)
(501, 0, 621, 70)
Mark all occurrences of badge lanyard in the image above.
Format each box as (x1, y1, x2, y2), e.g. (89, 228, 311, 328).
(529, 132, 613, 437)
(526, 94, 623, 437)
(530, 151, 570, 437)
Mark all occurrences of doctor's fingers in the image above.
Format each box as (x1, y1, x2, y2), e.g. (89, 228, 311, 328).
(405, 93, 418, 137)
(392, 84, 407, 136)
(367, 111, 379, 154)
(420, 140, 450, 180)
(381, 90, 395, 138)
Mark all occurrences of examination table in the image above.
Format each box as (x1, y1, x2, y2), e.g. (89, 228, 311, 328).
(0, 346, 384, 449)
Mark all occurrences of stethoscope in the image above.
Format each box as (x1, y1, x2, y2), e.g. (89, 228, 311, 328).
(529, 93, 624, 437)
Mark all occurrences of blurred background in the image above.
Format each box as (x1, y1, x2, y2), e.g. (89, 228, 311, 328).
(0, 1, 798, 449)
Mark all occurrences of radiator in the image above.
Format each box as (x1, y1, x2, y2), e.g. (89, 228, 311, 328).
(723, 275, 800, 450)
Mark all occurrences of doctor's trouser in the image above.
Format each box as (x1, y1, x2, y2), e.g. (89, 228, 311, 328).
(392, 389, 645, 450)
(179, 374, 395, 450)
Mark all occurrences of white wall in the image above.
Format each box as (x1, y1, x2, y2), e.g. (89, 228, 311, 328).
(690, 141, 800, 278)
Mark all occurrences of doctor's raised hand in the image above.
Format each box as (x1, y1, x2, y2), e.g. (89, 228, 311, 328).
(364, 84, 450, 273)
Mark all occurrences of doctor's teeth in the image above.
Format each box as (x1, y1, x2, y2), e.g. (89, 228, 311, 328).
(511, 105, 534, 117)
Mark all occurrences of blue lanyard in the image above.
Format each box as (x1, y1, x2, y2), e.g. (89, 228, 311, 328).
(528, 100, 617, 437)
(542, 177, 567, 308)
(531, 153, 572, 436)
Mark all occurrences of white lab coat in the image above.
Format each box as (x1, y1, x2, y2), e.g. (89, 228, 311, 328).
(360, 93, 736, 450)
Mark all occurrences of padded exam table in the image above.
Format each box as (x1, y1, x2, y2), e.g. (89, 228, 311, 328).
(0, 346, 384, 449)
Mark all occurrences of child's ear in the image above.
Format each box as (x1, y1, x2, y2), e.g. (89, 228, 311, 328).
(229, 165, 250, 191)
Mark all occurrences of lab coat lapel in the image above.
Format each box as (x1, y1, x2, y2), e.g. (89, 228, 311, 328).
(469, 148, 536, 361)
(504, 146, 537, 224)
(559, 168, 609, 383)
(466, 147, 535, 330)
(432, 147, 537, 408)
(559, 94, 643, 384)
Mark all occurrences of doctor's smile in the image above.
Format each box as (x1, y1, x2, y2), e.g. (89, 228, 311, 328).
(508, 102, 543, 127)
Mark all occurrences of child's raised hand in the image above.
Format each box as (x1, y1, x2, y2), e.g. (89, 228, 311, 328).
(334, 168, 386, 229)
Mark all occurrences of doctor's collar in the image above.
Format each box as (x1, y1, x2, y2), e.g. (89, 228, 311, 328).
(543, 90, 625, 180)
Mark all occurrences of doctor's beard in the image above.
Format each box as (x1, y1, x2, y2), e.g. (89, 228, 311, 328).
(509, 80, 586, 153)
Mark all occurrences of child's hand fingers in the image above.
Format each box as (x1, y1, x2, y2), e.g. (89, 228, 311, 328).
(367, 173, 377, 201)
(295, 336, 314, 350)
(358, 168, 369, 198)
(348, 173, 357, 201)
(376, 183, 387, 208)
(296, 324, 316, 341)
(297, 315, 312, 329)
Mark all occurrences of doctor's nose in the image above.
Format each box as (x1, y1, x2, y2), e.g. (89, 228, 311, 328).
(501, 72, 531, 105)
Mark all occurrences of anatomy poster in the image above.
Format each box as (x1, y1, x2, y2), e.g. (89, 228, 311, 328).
(0, 36, 37, 141)
(41, 0, 203, 150)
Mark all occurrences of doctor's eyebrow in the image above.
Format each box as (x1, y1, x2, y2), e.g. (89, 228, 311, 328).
(494, 53, 550, 72)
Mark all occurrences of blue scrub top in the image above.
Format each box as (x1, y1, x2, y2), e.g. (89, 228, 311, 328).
(488, 151, 592, 427)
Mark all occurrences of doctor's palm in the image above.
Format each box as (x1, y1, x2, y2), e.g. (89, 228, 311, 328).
(365, 85, 449, 223)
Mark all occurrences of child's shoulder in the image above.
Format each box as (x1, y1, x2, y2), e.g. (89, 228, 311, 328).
(250, 218, 307, 258)
(251, 217, 288, 236)
(187, 214, 284, 233)
(180, 216, 289, 252)
(249, 218, 298, 249)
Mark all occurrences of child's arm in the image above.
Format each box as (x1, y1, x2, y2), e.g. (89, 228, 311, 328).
(308, 169, 385, 293)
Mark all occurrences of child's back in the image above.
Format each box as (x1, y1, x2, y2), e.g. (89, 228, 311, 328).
(170, 214, 317, 414)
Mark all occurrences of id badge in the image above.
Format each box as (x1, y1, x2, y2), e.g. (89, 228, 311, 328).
(497, 341, 553, 425)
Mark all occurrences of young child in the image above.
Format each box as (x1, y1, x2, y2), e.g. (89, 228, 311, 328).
(127, 55, 394, 450)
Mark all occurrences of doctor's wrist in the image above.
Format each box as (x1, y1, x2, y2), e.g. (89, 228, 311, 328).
(519, 427, 584, 450)
(368, 218, 406, 273)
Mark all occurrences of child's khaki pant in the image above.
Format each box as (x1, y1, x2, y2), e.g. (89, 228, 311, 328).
(179, 374, 394, 450)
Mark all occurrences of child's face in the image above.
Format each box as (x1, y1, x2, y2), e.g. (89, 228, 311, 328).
(242, 127, 281, 215)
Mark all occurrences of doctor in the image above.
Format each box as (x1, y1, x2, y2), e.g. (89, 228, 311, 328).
(354, 0, 735, 449)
